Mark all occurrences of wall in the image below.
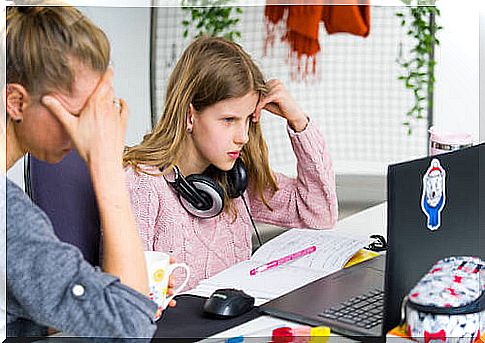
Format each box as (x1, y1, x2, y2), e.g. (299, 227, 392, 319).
(433, 1, 481, 142)
(81, 5, 152, 146)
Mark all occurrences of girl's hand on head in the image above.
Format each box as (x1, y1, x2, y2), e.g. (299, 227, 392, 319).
(41, 68, 128, 167)
(253, 79, 308, 132)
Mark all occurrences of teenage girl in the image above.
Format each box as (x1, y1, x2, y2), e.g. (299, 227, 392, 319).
(123, 36, 338, 290)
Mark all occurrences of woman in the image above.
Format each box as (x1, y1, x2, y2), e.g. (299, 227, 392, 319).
(124, 36, 338, 290)
(5, 6, 172, 338)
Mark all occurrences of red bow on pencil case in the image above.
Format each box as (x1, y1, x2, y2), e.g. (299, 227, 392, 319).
(424, 329, 446, 343)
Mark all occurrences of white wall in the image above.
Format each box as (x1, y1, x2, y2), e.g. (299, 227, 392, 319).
(7, 4, 153, 187)
(81, 5, 152, 146)
(433, 1, 481, 143)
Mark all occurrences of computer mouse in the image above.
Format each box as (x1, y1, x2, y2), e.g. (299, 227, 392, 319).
(203, 288, 255, 318)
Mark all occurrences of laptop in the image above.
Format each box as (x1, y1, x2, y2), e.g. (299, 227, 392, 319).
(260, 143, 483, 337)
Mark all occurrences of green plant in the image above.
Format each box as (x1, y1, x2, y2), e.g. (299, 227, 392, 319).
(181, 0, 243, 41)
(396, 0, 442, 134)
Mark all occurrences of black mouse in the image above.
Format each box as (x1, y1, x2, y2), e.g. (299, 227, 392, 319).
(203, 288, 255, 318)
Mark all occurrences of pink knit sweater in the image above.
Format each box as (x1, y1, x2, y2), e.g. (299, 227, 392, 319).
(125, 120, 338, 290)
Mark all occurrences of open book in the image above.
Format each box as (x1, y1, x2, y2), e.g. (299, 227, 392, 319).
(189, 229, 377, 305)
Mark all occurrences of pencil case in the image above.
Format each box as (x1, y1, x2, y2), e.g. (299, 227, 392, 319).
(405, 256, 485, 342)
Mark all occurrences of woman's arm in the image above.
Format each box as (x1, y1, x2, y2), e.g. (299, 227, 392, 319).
(42, 68, 148, 295)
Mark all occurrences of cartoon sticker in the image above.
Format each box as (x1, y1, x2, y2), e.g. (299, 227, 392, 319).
(421, 158, 446, 231)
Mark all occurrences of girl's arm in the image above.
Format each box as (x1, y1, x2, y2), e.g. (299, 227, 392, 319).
(249, 80, 338, 229)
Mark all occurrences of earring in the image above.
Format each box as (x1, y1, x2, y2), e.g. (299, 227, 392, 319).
(187, 127, 192, 133)
(15, 118, 22, 124)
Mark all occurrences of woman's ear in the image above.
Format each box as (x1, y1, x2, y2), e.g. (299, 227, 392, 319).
(6, 84, 28, 122)
(186, 104, 195, 133)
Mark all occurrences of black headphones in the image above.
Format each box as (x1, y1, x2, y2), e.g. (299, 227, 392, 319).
(164, 158, 248, 219)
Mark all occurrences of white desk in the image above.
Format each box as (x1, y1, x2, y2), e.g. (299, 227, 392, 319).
(197, 202, 388, 342)
(334, 202, 386, 238)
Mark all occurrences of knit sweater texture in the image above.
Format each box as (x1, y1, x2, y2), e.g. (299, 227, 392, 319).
(125, 121, 338, 290)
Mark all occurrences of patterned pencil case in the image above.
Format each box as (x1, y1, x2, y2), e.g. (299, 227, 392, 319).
(405, 256, 485, 343)
(405, 256, 485, 342)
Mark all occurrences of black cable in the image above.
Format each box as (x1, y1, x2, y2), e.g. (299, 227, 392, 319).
(241, 193, 263, 251)
(366, 234, 388, 252)
(24, 153, 33, 199)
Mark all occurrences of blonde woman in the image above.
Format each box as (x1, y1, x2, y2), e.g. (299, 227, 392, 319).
(5, 6, 174, 338)
(124, 36, 338, 290)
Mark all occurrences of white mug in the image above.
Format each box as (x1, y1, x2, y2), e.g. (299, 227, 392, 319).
(144, 251, 190, 320)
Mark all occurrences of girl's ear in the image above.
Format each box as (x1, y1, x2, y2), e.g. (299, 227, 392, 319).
(6, 84, 28, 122)
(186, 103, 195, 132)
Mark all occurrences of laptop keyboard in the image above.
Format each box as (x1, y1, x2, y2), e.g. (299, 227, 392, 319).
(317, 289, 384, 329)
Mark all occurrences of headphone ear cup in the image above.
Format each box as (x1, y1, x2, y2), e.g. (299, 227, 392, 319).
(182, 174, 225, 218)
(227, 158, 248, 198)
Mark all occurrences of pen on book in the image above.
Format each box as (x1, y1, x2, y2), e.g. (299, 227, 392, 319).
(249, 245, 317, 276)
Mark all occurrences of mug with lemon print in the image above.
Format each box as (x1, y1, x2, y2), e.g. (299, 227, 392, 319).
(144, 251, 190, 320)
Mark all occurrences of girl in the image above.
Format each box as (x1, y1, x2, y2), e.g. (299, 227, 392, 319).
(124, 36, 338, 290)
(5, 6, 174, 338)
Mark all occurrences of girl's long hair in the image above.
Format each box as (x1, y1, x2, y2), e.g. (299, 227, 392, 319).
(123, 36, 278, 215)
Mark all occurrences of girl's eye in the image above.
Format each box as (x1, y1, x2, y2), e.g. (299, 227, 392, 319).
(223, 118, 235, 123)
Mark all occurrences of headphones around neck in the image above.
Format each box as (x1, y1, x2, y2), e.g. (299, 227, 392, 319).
(164, 158, 248, 219)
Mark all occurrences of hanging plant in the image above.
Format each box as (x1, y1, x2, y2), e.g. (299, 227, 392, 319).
(181, 0, 243, 42)
(396, 0, 442, 134)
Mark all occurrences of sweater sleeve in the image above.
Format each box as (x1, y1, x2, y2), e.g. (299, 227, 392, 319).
(248, 119, 338, 229)
(125, 167, 161, 251)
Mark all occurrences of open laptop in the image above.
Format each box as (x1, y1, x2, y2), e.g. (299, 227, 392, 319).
(260, 143, 483, 337)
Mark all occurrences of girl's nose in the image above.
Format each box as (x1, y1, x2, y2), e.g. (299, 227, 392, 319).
(234, 123, 249, 145)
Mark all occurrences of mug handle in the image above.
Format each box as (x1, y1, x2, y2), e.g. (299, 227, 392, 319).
(162, 263, 190, 308)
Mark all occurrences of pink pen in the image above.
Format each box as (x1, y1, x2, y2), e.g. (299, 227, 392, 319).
(249, 245, 317, 276)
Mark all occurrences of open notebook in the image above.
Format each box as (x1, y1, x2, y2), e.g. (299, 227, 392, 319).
(189, 229, 377, 305)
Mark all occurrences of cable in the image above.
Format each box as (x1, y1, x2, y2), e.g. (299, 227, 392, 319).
(23, 153, 33, 199)
(241, 193, 263, 251)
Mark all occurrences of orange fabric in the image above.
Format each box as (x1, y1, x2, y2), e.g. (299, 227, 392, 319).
(322, 5, 370, 37)
(264, 2, 370, 77)
(286, 5, 323, 58)
(264, 4, 285, 24)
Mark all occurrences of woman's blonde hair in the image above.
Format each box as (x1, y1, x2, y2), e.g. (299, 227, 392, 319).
(6, 6, 110, 97)
(124, 36, 278, 214)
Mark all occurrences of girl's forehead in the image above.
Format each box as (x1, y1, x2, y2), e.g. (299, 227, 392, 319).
(208, 92, 259, 115)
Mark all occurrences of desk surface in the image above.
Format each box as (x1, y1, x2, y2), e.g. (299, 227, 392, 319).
(193, 202, 388, 342)
(334, 202, 386, 237)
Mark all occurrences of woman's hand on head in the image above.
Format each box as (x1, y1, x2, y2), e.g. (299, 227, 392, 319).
(253, 79, 308, 132)
(41, 68, 128, 167)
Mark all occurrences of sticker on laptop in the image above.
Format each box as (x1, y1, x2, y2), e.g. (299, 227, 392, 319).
(421, 158, 446, 231)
